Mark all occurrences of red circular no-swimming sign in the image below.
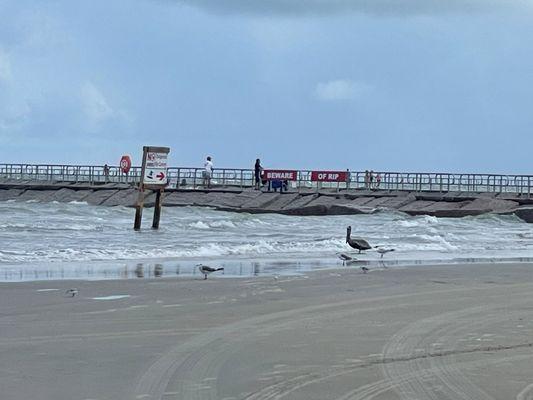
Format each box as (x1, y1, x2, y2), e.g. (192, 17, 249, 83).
(120, 155, 131, 174)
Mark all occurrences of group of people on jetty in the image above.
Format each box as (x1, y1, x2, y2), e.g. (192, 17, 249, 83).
(364, 170, 381, 189)
(202, 156, 265, 190)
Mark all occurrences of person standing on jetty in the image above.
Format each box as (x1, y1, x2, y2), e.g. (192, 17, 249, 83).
(254, 159, 263, 190)
(103, 164, 110, 183)
(203, 156, 213, 188)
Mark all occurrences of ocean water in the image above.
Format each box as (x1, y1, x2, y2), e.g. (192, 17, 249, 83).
(1, 201, 533, 281)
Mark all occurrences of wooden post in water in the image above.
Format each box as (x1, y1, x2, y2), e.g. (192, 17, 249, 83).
(134, 146, 170, 230)
(134, 147, 148, 231)
(134, 187, 145, 230)
(152, 189, 163, 229)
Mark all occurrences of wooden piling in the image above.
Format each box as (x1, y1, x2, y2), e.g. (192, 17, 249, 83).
(152, 189, 163, 229)
(133, 186, 145, 231)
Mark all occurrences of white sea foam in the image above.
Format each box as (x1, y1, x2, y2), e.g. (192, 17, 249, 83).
(93, 295, 130, 300)
(189, 221, 210, 229)
(1, 203, 532, 266)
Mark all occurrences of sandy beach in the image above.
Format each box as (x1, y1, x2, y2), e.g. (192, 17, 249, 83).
(1, 262, 533, 400)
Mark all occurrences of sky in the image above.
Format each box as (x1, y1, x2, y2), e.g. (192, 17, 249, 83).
(1, 0, 533, 174)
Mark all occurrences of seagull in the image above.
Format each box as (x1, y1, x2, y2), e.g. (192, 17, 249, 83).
(360, 266, 369, 274)
(197, 264, 224, 280)
(338, 253, 355, 265)
(65, 288, 78, 297)
(346, 226, 372, 253)
(376, 248, 395, 258)
(338, 253, 352, 261)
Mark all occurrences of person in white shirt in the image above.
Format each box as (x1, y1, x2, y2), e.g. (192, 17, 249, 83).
(203, 156, 213, 188)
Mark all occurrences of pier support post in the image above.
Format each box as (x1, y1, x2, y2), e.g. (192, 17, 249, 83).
(134, 186, 145, 231)
(152, 189, 163, 229)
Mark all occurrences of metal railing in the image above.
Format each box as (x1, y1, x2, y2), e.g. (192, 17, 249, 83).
(0, 163, 532, 196)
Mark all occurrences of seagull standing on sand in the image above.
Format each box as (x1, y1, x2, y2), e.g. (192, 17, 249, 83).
(346, 226, 372, 253)
(376, 248, 395, 258)
(65, 288, 78, 297)
(360, 266, 369, 274)
(197, 265, 224, 280)
(338, 253, 354, 265)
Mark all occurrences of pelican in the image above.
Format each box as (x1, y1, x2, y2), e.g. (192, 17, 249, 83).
(198, 264, 224, 280)
(65, 288, 78, 297)
(346, 226, 372, 253)
(376, 248, 395, 258)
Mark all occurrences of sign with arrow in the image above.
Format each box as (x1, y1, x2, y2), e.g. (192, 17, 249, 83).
(142, 147, 170, 186)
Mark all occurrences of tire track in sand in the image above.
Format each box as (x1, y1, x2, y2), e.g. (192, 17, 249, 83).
(381, 295, 533, 400)
(134, 284, 533, 400)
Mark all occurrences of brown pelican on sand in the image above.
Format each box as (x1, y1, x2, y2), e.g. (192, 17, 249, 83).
(198, 264, 224, 280)
(346, 226, 372, 253)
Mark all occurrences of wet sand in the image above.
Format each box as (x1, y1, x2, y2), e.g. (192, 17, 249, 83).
(1, 262, 533, 399)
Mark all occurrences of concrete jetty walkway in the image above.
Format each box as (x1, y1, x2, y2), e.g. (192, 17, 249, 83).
(2, 180, 533, 222)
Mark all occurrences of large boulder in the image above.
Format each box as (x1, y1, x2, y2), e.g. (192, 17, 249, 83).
(460, 198, 519, 213)
(83, 190, 120, 205)
(0, 189, 24, 201)
(514, 207, 533, 223)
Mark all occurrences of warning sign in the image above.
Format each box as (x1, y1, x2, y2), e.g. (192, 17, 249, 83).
(141, 146, 170, 187)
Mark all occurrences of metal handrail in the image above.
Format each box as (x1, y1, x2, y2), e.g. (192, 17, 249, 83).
(0, 163, 532, 196)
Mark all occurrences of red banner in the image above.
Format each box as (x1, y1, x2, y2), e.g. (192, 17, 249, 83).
(310, 171, 348, 182)
(263, 169, 298, 181)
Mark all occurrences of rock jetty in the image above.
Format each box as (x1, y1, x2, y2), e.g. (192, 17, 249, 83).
(2, 181, 533, 222)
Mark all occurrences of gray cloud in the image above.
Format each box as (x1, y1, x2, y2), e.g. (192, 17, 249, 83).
(176, 0, 526, 16)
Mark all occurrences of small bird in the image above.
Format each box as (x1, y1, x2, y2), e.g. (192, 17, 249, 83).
(376, 248, 395, 258)
(338, 253, 354, 265)
(65, 288, 78, 297)
(360, 266, 369, 274)
(346, 226, 372, 253)
(197, 264, 224, 280)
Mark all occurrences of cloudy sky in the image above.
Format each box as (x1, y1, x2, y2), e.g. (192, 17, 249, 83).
(1, 0, 533, 173)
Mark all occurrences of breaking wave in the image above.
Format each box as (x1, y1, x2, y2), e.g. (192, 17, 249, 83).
(1, 201, 533, 265)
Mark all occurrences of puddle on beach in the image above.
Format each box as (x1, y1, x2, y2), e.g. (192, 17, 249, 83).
(3, 256, 533, 282)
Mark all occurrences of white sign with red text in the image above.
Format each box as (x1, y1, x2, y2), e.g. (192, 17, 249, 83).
(143, 150, 169, 185)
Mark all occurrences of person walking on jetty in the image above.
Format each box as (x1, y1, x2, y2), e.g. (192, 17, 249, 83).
(364, 170, 370, 189)
(203, 156, 213, 188)
(254, 158, 263, 190)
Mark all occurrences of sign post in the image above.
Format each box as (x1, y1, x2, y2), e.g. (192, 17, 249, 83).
(134, 146, 170, 230)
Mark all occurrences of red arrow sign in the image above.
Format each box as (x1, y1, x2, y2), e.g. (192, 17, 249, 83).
(156, 172, 166, 181)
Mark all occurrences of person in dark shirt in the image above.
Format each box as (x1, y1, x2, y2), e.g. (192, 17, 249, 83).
(254, 159, 263, 190)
